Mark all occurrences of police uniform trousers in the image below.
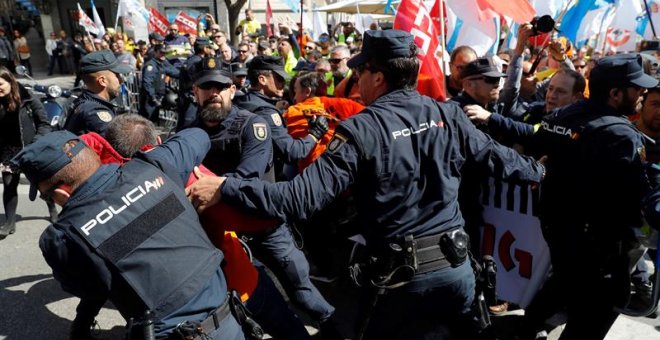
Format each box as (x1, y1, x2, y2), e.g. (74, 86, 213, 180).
(247, 224, 335, 322)
(246, 262, 312, 340)
(361, 260, 475, 340)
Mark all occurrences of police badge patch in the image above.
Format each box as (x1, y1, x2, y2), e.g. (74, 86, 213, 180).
(96, 111, 112, 122)
(253, 123, 268, 141)
(271, 113, 282, 126)
(146, 65, 153, 72)
(327, 133, 348, 153)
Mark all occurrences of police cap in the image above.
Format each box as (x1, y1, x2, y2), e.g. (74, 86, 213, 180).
(195, 37, 211, 47)
(149, 32, 164, 42)
(230, 63, 247, 76)
(461, 57, 507, 79)
(247, 55, 289, 80)
(80, 50, 132, 74)
(11, 131, 86, 201)
(347, 30, 414, 68)
(590, 54, 659, 88)
(194, 57, 233, 86)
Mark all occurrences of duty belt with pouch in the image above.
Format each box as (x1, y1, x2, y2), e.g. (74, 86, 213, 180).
(169, 296, 232, 340)
(350, 227, 470, 289)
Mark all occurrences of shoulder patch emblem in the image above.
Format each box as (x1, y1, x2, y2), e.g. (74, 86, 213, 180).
(271, 113, 282, 126)
(146, 65, 153, 72)
(253, 123, 268, 141)
(327, 133, 348, 153)
(639, 146, 647, 162)
(96, 111, 112, 122)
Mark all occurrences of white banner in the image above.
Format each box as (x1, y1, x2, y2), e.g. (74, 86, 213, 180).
(480, 179, 551, 308)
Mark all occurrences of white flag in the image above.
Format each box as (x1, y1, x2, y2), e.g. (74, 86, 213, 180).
(90, 0, 106, 37)
(77, 3, 100, 36)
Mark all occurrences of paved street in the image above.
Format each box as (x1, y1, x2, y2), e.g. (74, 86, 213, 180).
(1, 181, 659, 339)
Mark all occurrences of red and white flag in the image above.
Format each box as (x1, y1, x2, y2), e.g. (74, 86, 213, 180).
(266, 0, 274, 37)
(174, 11, 197, 36)
(76, 3, 101, 36)
(148, 7, 170, 36)
(394, 0, 446, 101)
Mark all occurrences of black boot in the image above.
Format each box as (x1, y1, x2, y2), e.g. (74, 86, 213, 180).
(0, 220, 16, 240)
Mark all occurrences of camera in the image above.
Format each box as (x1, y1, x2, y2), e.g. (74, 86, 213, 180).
(530, 15, 555, 36)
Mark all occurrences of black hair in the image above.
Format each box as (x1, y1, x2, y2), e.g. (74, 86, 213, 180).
(366, 43, 419, 91)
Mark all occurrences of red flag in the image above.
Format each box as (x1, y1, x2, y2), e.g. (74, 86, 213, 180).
(476, 0, 535, 24)
(148, 7, 170, 36)
(394, 0, 446, 101)
(266, 0, 273, 37)
(174, 11, 198, 36)
(429, 0, 447, 34)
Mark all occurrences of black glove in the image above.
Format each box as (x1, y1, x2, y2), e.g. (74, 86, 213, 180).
(308, 115, 329, 142)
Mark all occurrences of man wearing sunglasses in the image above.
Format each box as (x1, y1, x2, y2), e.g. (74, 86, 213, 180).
(64, 50, 131, 136)
(452, 57, 507, 126)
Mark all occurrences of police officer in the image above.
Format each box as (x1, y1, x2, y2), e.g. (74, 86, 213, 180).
(139, 44, 180, 122)
(522, 54, 658, 340)
(64, 50, 130, 136)
(191, 56, 337, 338)
(11, 129, 244, 339)
(233, 55, 329, 178)
(177, 37, 215, 131)
(187, 30, 546, 339)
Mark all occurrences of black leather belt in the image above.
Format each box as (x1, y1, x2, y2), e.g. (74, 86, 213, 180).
(169, 297, 231, 340)
(414, 230, 455, 274)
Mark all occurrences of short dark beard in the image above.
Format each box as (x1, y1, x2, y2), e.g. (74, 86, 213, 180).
(199, 99, 230, 123)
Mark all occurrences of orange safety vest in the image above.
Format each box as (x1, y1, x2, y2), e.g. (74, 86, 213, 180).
(283, 96, 364, 171)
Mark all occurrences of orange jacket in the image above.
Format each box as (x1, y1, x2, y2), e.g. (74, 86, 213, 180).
(283, 96, 364, 171)
(334, 72, 363, 105)
(80, 132, 261, 301)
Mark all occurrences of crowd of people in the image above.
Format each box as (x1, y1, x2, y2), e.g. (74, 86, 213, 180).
(0, 8, 659, 340)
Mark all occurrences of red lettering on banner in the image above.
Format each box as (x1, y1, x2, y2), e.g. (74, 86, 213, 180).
(514, 249, 533, 279)
(498, 230, 516, 271)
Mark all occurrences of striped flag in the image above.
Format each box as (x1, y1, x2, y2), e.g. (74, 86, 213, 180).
(394, 0, 446, 101)
(90, 0, 105, 36)
(76, 3, 100, 36)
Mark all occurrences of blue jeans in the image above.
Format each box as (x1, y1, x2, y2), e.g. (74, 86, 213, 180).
(362, 260, 476, 340)
(247, 224, 335, 322)
(246, 265, 311, 340)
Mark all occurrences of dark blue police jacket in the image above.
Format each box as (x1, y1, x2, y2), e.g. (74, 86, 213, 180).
(530, 100, 648, 233)
(196, 106, 273, 180)
(234, 90, 316, 164)
(39, 129, 227, 336)
(64, 90, 116, 136)
(222, 89, 544, 247)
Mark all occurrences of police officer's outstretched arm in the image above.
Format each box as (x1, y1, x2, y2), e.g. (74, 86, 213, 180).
(189, 127, 358, 221)
(140, 128, 211, 184)
(643, 164, 660, 230)
(454, 104, 545, 182)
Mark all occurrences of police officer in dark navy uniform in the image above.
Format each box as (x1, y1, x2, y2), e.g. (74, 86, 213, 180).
(520, 54, 658, 340)
(140, 44, 180, 122)
(177, 37, 215, 132)
(64, 50, 130, 136)
(191, 56, 339, 338)
(12, 130, 244, 340)
(188, 30, 546, 340)
(233, 56, 329, 178)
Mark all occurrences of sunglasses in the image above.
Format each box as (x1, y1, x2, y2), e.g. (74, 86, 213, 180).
(305, 46, 315, 50)
(214, 35, 224, 39)
(469, 76, 500, 84)
(575, 64, 586, 69)
(269, 40, 277, 44)
(239, 50, 249, 54)
(329, 58, 347, 64)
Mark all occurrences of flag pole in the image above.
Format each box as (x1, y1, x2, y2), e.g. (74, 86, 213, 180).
(439, 0, 447, 77)
(643, 0, 658, 38)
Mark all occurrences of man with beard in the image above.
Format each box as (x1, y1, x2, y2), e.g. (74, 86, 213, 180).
(64, 50, 131, 136)
(520, 54, 658, 340)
